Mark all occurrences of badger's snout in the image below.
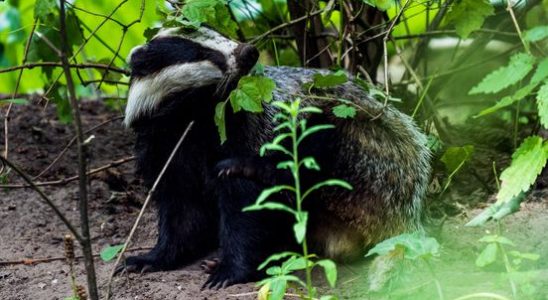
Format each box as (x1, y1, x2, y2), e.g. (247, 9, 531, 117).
(234, 43, 259, 74)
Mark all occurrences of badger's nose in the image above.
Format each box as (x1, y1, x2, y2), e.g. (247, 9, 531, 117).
(235, 43, 259, 74)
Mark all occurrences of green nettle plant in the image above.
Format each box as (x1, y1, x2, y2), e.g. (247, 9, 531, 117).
(243, 99, 352, 300)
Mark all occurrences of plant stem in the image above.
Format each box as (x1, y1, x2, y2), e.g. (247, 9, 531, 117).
(291, 103, 313, 299)
(58, 0, 98, 298)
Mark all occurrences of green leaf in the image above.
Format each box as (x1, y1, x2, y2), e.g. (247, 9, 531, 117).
(293, 212, 308, 244)
(446, 0, 494, 39)
(144, 27, 161, 42)
(316, 259, 337, 288)
(214, 101, 227, 144)
(181, 0, 218, 24)
(320, 296, 339, 300)
(258, 252, 299, 270)
(479, 235, 515, 246)
(34, 0, 57, 23)
(243, 201, 296, 214)
(470, 53, 536, 95)
(269, 278, 288, 300)
(365, 232, 440, 260)
(537, 82, 548, 129)
(302, 179, 352, 200)
(475, 243, 498, 267)
(301, 157, 320, 171)
(0, 98, 29, 105)
(440, 145, 474, 174)
(298, 124, 335, 145)
(509, 251, 540, 261)
(281, 256, 310, 272)
(531, 57, 548, 84)
(312, 70, 348, 88)
(466, 193, 524, 226)
(229, 76, 276, 113)
(332, 104, 357, 119)
(476, 82, 538, 117)
(524, 25, 548, 42)
(496, 136, 548, 204)
(100, 244, 124, 262)
(361, 0, 396, 11)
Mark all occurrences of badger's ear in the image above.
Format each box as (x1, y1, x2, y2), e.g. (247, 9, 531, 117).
(235, 43, 259, 75)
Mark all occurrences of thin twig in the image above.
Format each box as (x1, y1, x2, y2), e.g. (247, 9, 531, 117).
(0, 62, 129, 75)
(59, 1, 98, 297)
(0, 247, 153, 266)
(506, 0, 530, 54)
(0, 155, 83, 243)
(105, 121, 195, 300)
(0, 156, 135, 188)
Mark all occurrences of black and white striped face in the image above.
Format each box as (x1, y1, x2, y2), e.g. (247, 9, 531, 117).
(124, 26, 259, 126)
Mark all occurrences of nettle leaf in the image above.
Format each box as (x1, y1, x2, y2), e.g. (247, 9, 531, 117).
(365, 232, 440, 260)
(497, 136, 548, 204)
(34, 0, 58, 23)
(229, 76, 276, 113)
(315, 259, 337, 288)
(537, 83, 548, 129)
(446, 0, 494, 38)
(440, 145, 474, 174)
(361, 0, 396, 11)
(181, 0, 218, 24)
(476, 82, 538, 117)
(531, 57, 548, 85)
(181, 0, 238, 37)
(475, 243, 498, 267)
(332, 104, 356, 119)
(524, 25, 548, 42)
(214, 102, 227, 144)
(466, 193, 524, 226)
(312, 70, 348, 88)
(470, 53, 535, 95)
(100, 244, 124, 262)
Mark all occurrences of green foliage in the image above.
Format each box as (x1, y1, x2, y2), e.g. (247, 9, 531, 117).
(311, 70, 348, 89)
(440, 145, 474, 191)
(446, 0, 494, 39)
(537, 83, 548, 128)
(215, 75, 276, 144)
(476, 234, 539, 270)
(469, 53, 536, 95)
(361, 0, 395, 11)
(524, 25, 548, 42)
(332, 104, 356, 118)
(366, 232, 440, 260)
(165, 0, 238, 37)
(496, 136, 548, 204)
(245, 99, 350, 299)
(100, 244, 124, 262)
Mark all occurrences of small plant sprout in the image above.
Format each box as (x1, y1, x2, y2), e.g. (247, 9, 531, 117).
(244, 99, 351, 300)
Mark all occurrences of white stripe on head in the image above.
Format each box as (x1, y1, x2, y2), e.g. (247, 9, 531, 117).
(124, 60, 223, 126)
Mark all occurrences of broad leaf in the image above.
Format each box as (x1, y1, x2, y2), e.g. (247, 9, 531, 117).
(230, 76, 276, 113)
(496, 136, 548, 204)
(365, 232, 440, 260)
(531, 57, 548, 84)
(214, 101, 227, 144)
(466, 193, 524, 226)
(476, 82, 538, 117)
(312, 70, 348, 88)
(332, 104, 357, 118)
(475, 243, 498, 267)
(446, 0, 494, 38)
(470, 53, 535, 94)
(538, 82, 548, 128)
(440, 145, 474, 174)
(479, 235, 515, 246)
(100, 244, 124, 262)
(316, 259, 337, 287)
(524, 25, 548, 42)
(293, 212, 308, 243)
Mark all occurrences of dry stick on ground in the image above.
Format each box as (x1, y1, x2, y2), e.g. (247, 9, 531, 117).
(105, 121, 195, 300)
(0, 155, 83, 242)
(0, 247, 154, 266)
(0, 156, 135, 188)
(33, 115, 124, 179)
(58, 0, 98, 298)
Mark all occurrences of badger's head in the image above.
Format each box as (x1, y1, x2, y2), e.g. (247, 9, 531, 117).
(124, 26, 259, 126)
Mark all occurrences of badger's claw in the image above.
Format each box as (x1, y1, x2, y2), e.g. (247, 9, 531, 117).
(114, 255, 161, 275)
(201, 262, 252, 290)
(200, 258, 220, 274)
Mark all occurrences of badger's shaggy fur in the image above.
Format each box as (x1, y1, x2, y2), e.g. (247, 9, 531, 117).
(122, 26, 431, 288)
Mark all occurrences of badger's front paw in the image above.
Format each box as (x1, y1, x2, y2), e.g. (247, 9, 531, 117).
(215, 158, 254, 179)
(115, 255, 164, 275)
(202, 261, 256, 289)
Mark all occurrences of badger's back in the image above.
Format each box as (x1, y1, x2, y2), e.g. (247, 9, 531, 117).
(261, 66, 431, 258)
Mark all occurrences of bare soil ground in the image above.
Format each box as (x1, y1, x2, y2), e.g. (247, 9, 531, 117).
(0, 100, 546, 300)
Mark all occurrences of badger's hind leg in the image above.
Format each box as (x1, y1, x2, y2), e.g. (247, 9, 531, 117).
(203, 177, 295, 289)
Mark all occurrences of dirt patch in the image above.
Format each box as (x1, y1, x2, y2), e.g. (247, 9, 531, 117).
(0, 100, 547, 299)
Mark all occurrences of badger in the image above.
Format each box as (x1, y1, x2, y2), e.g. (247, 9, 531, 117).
(121, 26, 431, 288)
